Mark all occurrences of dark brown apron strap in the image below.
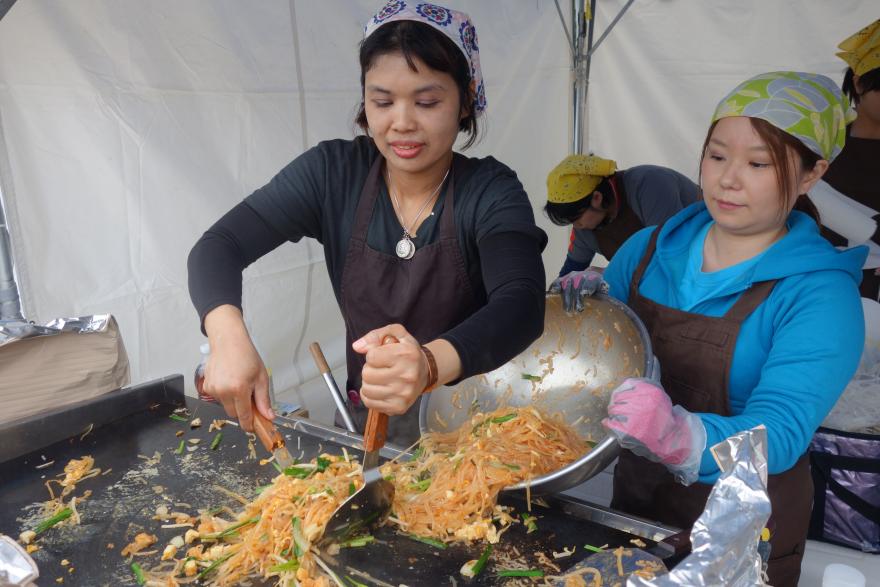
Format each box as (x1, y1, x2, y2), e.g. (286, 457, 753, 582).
(437, 159, 458, 238)
(350, 157, 385, 242)
(723, 279, 777, 321)
(628, 224, 662, 300)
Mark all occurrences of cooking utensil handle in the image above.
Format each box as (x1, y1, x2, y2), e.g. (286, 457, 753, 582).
(363, 334, 400, 452)
(309, 342, 332, 374)
(251, 398, 285, 453)
(309, 341, 358, 433)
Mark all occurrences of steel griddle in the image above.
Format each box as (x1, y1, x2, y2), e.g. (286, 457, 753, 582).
(0, 375, 681, 586)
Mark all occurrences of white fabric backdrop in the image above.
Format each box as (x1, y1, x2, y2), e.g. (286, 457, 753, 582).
(0, 1, 875, 416)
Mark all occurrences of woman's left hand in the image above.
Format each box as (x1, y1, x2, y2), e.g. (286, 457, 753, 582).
(602, 377, 707, 485)
(354, 324, 429, 416)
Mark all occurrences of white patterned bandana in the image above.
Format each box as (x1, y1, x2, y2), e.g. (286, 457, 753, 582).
(364, 1, 486, 116)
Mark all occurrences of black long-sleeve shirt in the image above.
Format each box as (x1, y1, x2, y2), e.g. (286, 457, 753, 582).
(188, 136, 547, 380)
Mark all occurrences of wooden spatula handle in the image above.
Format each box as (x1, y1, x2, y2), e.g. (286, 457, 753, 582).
(252, 399, 285, 452)
(309, 342, 331, 375)
(363, 334, 399, 452)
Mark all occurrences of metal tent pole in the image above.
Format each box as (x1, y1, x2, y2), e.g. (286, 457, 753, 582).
(561, 0, 636, 155)
(570, 0, 590, 154)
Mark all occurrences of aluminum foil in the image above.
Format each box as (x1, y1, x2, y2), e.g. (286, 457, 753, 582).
(628, 426, 771, 587)
(0, 536, 38, 587)
(0, 314, 113, 347)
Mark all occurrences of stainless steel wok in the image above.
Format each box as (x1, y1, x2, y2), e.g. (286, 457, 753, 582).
(419, 292, 654, 495)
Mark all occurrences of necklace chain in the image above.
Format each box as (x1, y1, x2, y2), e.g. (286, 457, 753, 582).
(386, 168, 449, 238)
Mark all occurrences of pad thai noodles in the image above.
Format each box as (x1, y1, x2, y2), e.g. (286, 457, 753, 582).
(142, 406, 590, 586)
(384, 406, 588, 542)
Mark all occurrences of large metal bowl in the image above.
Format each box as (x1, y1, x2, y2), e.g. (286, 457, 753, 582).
(419, 292, 653, 495)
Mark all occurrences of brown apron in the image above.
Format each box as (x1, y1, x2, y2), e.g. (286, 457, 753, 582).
(611, 227, 812, 587)
(337, 156, 478, 446)
(594, 179, 644, 261)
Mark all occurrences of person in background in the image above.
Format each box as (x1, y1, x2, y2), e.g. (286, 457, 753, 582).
(555, 72, 865, 586)
(821, 18, 880, 298)
(544, 156, 700, 278)
(187, 2, 546, 445)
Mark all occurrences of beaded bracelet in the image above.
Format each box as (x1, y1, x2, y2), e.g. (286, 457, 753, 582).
(420, 345, 438, 393)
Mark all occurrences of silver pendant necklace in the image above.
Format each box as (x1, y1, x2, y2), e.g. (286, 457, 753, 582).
(387, 167, 450, 260)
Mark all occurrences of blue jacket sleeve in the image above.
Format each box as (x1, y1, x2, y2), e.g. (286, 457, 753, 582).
(696, 270, 864, 482)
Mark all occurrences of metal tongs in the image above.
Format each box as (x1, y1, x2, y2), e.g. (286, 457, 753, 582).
(317, 336, 397, 544)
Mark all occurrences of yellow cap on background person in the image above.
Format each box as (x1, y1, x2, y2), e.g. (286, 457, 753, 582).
(837, 18, 880, 76)
(547, 154, 617, 204)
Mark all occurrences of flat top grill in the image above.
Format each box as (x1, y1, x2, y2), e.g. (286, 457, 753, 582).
(0, 376, 680, 586)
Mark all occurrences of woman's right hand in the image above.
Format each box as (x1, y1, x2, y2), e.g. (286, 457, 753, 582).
(203, 305, 273, 432)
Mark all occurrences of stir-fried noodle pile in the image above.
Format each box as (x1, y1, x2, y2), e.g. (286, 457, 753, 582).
(142, 406, 589, 586)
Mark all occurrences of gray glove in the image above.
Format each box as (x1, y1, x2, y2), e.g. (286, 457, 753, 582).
(549, 269, 607, 312)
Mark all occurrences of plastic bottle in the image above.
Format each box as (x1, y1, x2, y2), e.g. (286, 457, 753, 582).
(822, 563, 866, 587)
(194, 343, 217, 402)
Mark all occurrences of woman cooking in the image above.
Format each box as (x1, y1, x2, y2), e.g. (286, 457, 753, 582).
(554, 72, 866, 586)
(187, 2, 547, 445)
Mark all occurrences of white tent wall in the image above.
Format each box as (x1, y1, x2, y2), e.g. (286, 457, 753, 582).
(0, 1, 571, 418)
(0, 1, 875, 421)
(589, 0, 875, 179)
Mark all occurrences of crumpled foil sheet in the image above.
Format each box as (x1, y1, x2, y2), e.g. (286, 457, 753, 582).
(0, 314, 113, 348)
(0, 536, 38, 587)
(628, 426, 771, 587)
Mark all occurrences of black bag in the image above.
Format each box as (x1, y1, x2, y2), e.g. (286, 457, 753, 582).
(808, 426, 880, 553)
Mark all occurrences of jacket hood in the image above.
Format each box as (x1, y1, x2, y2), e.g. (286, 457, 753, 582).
(654, 202, 867, 287)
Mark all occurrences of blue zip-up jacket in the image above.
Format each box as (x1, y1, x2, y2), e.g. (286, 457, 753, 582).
(605, 202, 867, 483)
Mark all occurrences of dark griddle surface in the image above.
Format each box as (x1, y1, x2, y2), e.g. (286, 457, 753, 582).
(0, 376, 667, 586)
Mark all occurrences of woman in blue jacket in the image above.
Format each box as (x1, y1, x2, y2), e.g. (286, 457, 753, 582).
(554, 72, 866, 586)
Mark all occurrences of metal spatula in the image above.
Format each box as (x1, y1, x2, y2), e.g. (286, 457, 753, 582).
(251, 398, 296, 469)
(318, 336, 397, 544)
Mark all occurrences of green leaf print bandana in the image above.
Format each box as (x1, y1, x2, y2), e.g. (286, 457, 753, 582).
(711, 71, 856, 162)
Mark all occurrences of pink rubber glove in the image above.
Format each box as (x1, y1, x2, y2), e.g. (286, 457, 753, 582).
(549, 269, 607, 312)
(601, 377, 706, 485)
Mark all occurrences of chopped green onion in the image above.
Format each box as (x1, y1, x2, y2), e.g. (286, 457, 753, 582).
(470, 544, 493, 576)
(407, 478, 431, 492)
(168, 414, 188, 423)
(283, 466, 313, 479)
(490, 413, 517, 424)
(131, 562, 146, 585)
(291, 517, 307, 557)
(489, 461, 520, 471)
(340, 535, 374, 548)
(521, 373, 542, 382)
(345, 576, 369, 587)
(497, 569, 544, 578)
(383, 474, 395, 481)
(521, 513, 538, 533)
(34, 507, 72, 534)
(255, 484, 271, 495)
(411, 445, 425, 459)
(584, 543, 605, 553)
(196, 553, 232, 579)
(316, 456, 331, 471)
(201, 516, 260, 540)
(272, 461, 283, 473)
(268, 559, 300, 573)
(403, 533, 447, 549)
(175, 440, 185, 454)
(348, 481, 357, 496)
(210, 432, 222, 450)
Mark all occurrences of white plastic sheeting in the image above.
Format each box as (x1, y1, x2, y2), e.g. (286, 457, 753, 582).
(0, 1, 875, 416)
